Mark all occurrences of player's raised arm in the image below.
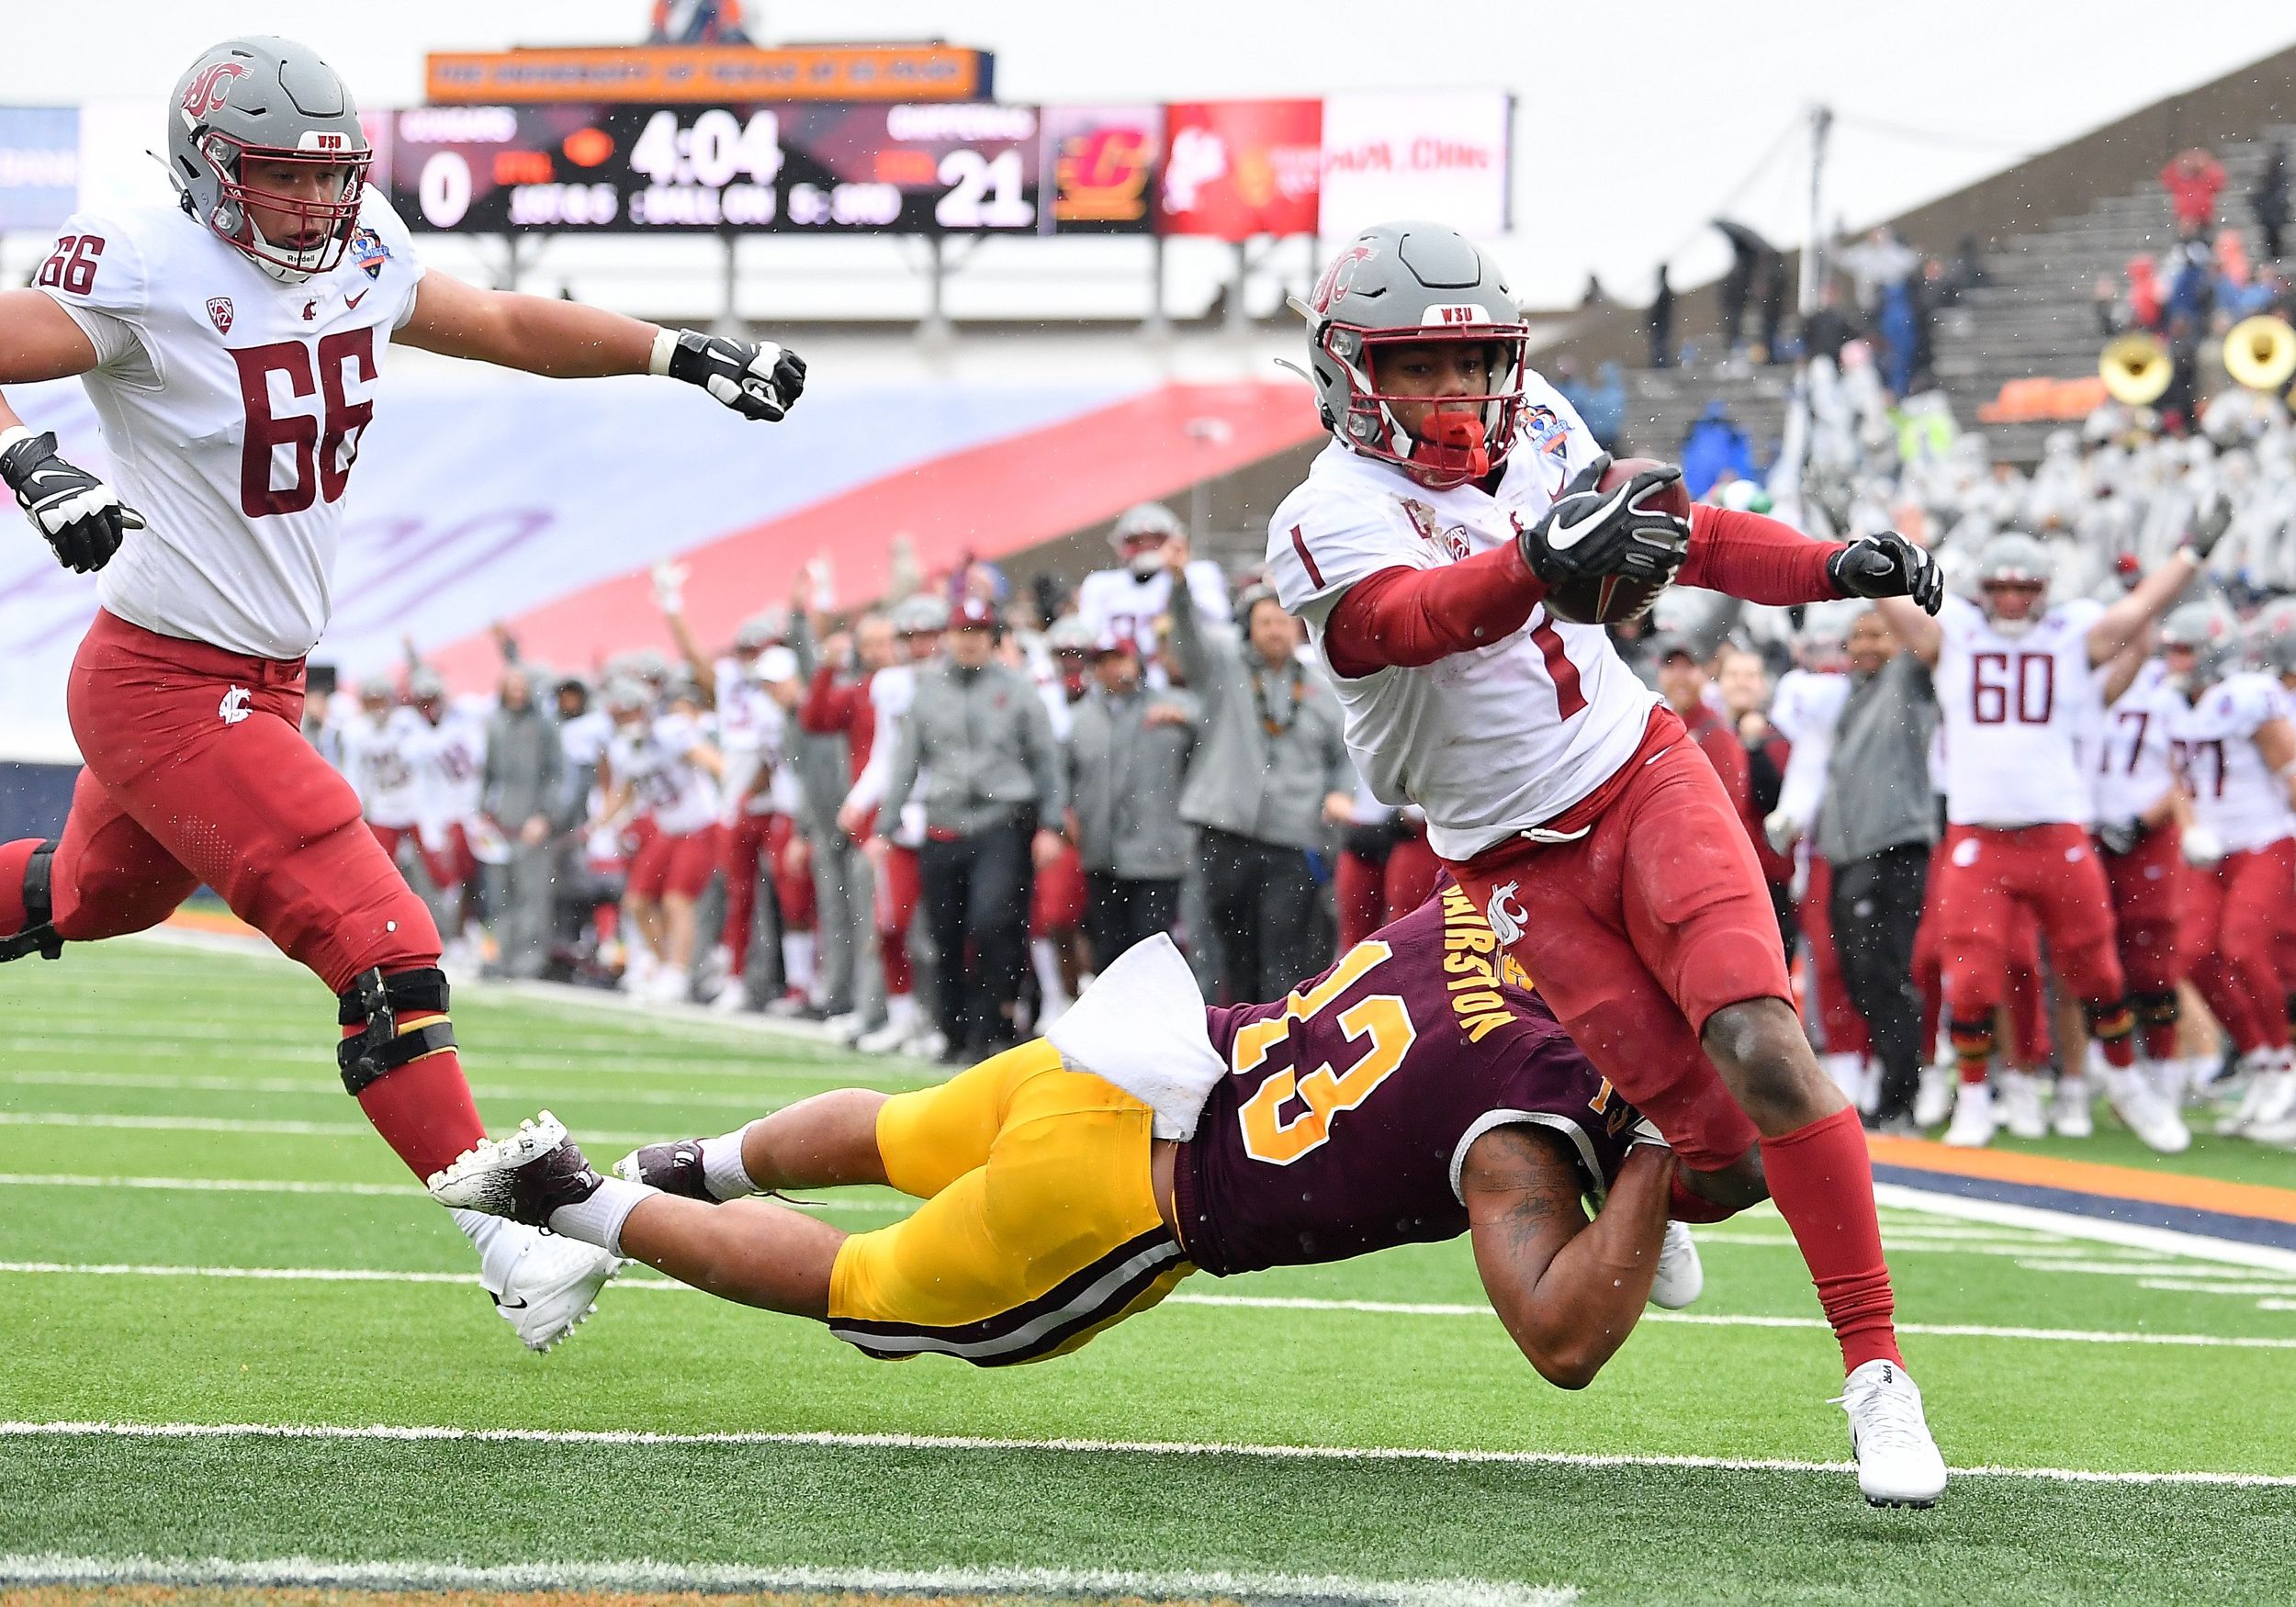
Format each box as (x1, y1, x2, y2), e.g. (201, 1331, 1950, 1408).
(2085, 509, 2228, 667)
(1463, 1124, 1675, 1388)
(394, 270, 805, 421)
(0, 289, 143, 575)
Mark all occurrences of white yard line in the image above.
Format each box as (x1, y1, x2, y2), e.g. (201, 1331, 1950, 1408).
(1, 1260, 2289, 1347)
(0, 1069, 785, 1110)
(6, 1420, 2293, 1489)
(0, 1174, 904, 1211)
(0, 1112, 670, 1147)
(0, 1554, 1576, 1607)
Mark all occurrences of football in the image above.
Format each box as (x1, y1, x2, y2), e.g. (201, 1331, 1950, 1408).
(1538, 456, 1694, 625)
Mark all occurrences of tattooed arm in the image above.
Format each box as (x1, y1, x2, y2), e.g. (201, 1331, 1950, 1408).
(1462, 1127, 1676, 1389)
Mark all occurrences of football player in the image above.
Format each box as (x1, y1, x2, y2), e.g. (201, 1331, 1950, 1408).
(433, 883, 1715, 1391)
(0, 37, 805, 1351)
(2157, 602, 2296, 1141)
(1263, 221, 1941, 1503)
(1074, 501, 1231, 675)
(1876, 531, 2208, 1154)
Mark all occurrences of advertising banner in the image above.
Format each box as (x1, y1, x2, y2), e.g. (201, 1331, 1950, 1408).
(425, 45, 990, 104)
(0, 107, 77, 232)
(1317, 90, 1513, 239)
(1039, 104, 1160, 234)
(1157, 100, 1321, 241)
(388, 100, 1041, 234)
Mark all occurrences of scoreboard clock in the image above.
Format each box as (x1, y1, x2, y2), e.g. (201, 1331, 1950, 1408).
(388, 101, 1042, 235)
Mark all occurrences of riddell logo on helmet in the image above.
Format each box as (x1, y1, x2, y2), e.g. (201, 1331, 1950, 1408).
(181, 61, 247, 119)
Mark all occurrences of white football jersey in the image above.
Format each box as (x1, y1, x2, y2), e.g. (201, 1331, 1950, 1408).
(1075, 560, 1231, 667)
(2091, 658, 2180, 828)
(415, 705, 488, 826)
(1266, 380, 1659, 861)
(2167, 672, 2294, 853)
(36, 189, 424, 658)
(611, 711, 722, 837)
(1768, 669, 1850, 837)
(1932, 594, 2104, 826)
(341, 706, 424, 830)
(845, 662, 928, 846)
(714, 659, 790, 820)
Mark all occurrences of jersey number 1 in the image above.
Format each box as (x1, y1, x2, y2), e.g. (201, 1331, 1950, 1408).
(232, 331, 377, 518)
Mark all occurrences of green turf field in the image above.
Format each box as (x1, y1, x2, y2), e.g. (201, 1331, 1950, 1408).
(5, 938, 2295, 1606)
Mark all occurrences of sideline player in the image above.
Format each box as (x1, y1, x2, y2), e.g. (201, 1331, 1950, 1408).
(433, 885, 1715, 1391)
(1074, 501, 1231, 673)
(0, 36, 805, 1350)
(1875, 532, 2207, 1152)
(1264, 220, 1942, 1503)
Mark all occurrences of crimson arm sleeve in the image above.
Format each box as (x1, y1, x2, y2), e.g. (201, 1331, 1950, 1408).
(1322, 545, 1548, 679)
(1678, 504, 1849, 605)
(798, 664, 849, 735)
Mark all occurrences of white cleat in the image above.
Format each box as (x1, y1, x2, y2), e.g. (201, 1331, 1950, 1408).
(1941, 1081, 1998, 1148)
(1998, 1071, 2047, 1140)
(822, 1009, 864, 1042)
(1836, 1358, 1947, 1509)
(906, 1028, 950, 1061)
(2217, 1061, 2287, 1137)
(1649, 1220, 1704, 1309)
(2251, 1066, 2296, 1131)
(2104, 1070, 2190, 1153)
(1913, 1062, 1957, 1129)
(706, 980, 751, 1014)
(2049, 1076, 2093, 1139)
(853, 1017, 914, 1054)
(484, 1226, 622, 1354)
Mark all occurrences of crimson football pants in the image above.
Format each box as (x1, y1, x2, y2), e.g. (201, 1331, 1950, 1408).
(2102, 822, 2189, 1060)
(1798, 855, 1871, 1059)
(1336, 830, 1442, 951)
(0, 611, 482, 1180)
(2183, 838, 2295, 1055)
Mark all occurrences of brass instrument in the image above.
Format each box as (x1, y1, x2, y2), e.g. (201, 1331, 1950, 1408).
(2099, 332, 2172, 406)
(2223, 315, 2296, 392)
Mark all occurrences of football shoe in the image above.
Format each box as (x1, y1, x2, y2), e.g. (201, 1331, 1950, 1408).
(1836, 1358, 1948, 1508)
(1649, 1221, 1704, 1309)
(1998, 1071, 2048, 1140)
(429, 1111, 603, 1228)
(1941, 1082, 1998, 1148)
(1913, 1062, 1956, 1129)
(2103, 1070, 2190, 1154)
(478, 1222, 621, 1354)
(2049, 1076, 2093, 1139)
(613, 1138, 713, 1201)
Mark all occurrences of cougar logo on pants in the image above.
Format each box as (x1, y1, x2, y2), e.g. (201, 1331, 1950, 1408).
(1485, 880, 1528, 946)
(218, 686, 251, 726)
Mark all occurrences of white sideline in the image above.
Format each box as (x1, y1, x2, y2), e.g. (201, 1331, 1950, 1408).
(6, 1420, 2295, 1489)
(1, 1259, 2290, 1348)
(1872, 1182, 2296, 1275)
(0, 1554, 1575, 1607)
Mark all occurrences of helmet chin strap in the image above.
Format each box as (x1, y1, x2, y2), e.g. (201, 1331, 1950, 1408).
(1407, 410, 1491, 485)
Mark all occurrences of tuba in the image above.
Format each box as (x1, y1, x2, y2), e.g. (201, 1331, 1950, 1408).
(2100, 332, 2173, 405)
(2223, 315, 2296, 392)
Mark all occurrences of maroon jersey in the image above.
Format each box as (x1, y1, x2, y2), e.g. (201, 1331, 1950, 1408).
(1172, 884, 1646, 1276)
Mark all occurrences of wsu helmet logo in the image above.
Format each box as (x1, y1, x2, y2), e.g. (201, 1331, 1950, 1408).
(181, 60, 247, 120)
(1310, 242, 1376, 315)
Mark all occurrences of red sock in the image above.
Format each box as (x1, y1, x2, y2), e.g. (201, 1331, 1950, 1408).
(1669, 1174, 1739, 1223)
(1760, 1107, 1903, 1374)
(0, 838, 39, 934)
(883, 943, 913, 996)
(343, 1014, 488, 1180)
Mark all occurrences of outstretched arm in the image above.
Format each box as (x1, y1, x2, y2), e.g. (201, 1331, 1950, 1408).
(1465, 1125, 1675, 1389)
(0, 288, 141, 573)
(2087, 552, 2200, 667)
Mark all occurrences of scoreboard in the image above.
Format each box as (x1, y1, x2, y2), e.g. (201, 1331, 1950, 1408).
(388, 101, 1055, 235)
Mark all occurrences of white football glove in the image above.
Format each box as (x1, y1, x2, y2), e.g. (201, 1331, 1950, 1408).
(0, 426, 144, 574)
(652, 328, 806, 422)
(1763, 808, 1804, 855)
(652, 559, 689, 615)
(2181, 823, 2224, 869)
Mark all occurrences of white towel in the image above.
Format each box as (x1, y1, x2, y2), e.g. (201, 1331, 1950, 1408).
(1047, 933, 1227, 1141)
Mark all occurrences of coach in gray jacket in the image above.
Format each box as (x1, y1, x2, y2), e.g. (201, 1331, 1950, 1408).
(877, 596, 1066, 1058)
(480, 665, 565, 979)
(1066, 629, 1199, 965)
(1164, 547, 1354, 1005)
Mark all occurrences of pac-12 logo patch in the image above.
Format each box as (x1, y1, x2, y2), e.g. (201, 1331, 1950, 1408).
(205, 297, 233, 334)
(349, 227, 390, 281)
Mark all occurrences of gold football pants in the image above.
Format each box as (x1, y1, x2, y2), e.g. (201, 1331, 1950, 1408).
(827, 1039, 1191, 1365)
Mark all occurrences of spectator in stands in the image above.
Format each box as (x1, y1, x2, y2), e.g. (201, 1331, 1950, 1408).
(1813, 609, 1936, 1129)
(1941, 235, 1988, 304)
(2126, 255, 2165, 332)
(479, 664, 564, 980)
(2254, 142, 2290, 264)
(1802, 280, 1858, 365)
(2161, 147, 2227, 236)
(1165, 551, 1354, 1006)
(1652, 635, 1763, 860)
(1681, 400, 1757, 499)
(1757, 252, 1791, 364)
(1714, 219, 1776, 355)
(1877, 274, 1919, 396)
(1580, 361, 1627, 448)
(877, 596, 1065, 1059)
(1839, 226, 1919, 313)
(1648, 264, 1674, 369)
(1064, 632, 1199, 967)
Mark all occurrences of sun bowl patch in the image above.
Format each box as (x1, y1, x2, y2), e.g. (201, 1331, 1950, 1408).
(1523, 404, 1570, 458)
(350, 227, 390, 280)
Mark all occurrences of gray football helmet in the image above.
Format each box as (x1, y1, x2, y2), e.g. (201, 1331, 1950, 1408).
(734, 608, 790, 656)
(891, 593, 951, 637)
(1292, 221, 1528, 490)
(2158, 600, 2241, 691)
(1974, 531, 2054, 636)
(167, 37, 370, 285)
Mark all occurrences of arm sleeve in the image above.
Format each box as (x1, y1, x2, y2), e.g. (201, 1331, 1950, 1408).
(798, 665, 847, 735)
(1321, 545, 1549, 679)
(1677, 505, 1848, 605)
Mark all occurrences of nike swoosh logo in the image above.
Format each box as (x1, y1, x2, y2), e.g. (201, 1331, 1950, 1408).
(1545, 484, 1635, 551)
(494, 1294, 530, 1311)
(25, 469, 66, 483)
(346, 288, 370, 310)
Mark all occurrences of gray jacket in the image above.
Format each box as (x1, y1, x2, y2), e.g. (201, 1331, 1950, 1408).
(1818, 653, 1939, 866)
(1168, 602, 1353, 848)
(1067, 685, 1199, 878)
(481, 702, 564, 830)
(884, 659, 1064, 837)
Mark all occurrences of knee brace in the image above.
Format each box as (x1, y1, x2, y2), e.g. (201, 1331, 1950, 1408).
(2134, 991, 2181, 1031)
(2084, 997, 2135, 1046)
(1947, 1016, 1996, 1071)
(0, 841, 61, 963)
(336, 965, 456, 1095)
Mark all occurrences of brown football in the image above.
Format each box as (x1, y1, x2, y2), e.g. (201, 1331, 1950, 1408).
(1539, 456, 1694, 626)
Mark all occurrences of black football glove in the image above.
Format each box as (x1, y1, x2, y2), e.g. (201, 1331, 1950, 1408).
(0, 428, 143, 575)
(1515, 455, 1692, 586)
(1828, 530, 1941, 613)
(657, 329, 806, 422)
